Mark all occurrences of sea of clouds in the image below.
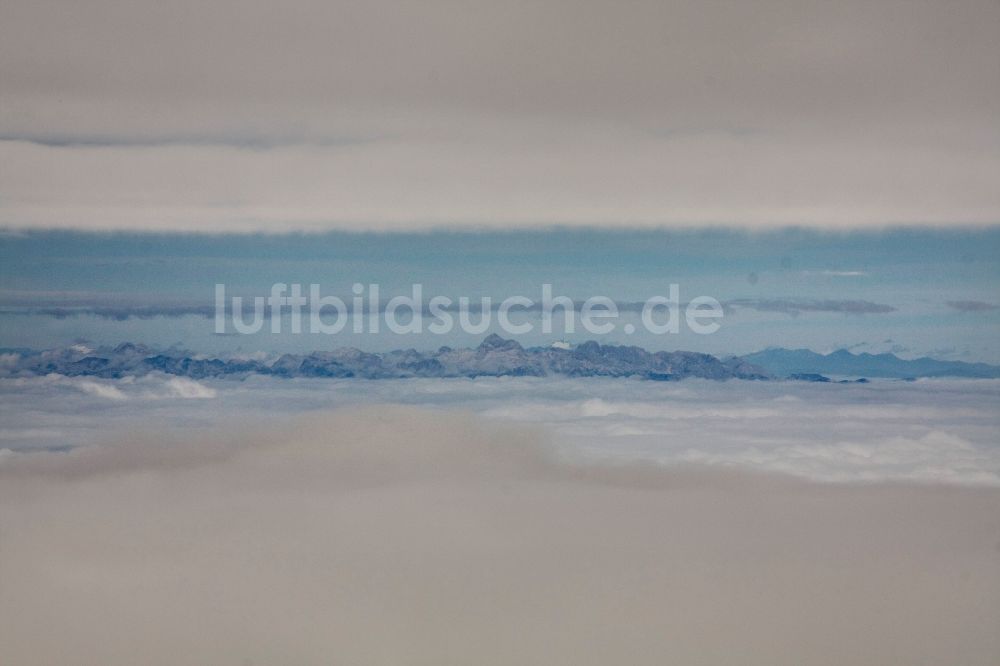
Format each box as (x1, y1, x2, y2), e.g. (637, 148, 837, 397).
(2, 374, 999, 484)
(1, 402, 998, 665)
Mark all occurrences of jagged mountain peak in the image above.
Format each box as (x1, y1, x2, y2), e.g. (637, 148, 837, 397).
(477, 334, 523, 352)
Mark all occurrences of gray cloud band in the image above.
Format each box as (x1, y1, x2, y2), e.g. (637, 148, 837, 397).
(1, 0, 998, 230)
(0, 294, 900, 322)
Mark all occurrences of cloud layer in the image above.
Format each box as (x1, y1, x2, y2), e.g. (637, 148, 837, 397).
(2, 407, 999, 665)
(3, 373, 999, 484)
(2, 0, 999, 231)
(0, 296, 900, 320)
(948, 300, 1000, 312)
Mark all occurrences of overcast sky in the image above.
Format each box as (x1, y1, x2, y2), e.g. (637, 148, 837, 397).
(1, 0, 998, 231)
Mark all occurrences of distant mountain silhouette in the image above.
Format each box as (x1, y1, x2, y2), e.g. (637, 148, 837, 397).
(1, 336, 768, 381)
(5, 338, 996, 382)
(741, 348, 1000, 379)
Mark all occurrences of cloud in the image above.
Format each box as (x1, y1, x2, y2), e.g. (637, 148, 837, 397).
(726, 298, 896, 316)
(0, 305, 216, 320)
(0, 132, 375, 150)
(0, 290, 217, 320)
(801, 270, 868, 277)
(3, 372, 997, 484)
(74, 379, 128, 401)
(947, 300, 1000, 312)
(0, 295, 899, 321)
(6, 373, 218, 402)
(1, 0, 999, 231)
(160, 376, 217, 399)
(474, 381, 1000, 484)
(680, 430, 999, 485)
(1, 407, 998, 665)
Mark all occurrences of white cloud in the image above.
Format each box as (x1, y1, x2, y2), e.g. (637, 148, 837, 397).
(1, 374, 997, 484)
(1, 373, 217, 403)
(74, 379, 128, 401)
(680, 430, 1000, 485)
(158, 377, 217, 400)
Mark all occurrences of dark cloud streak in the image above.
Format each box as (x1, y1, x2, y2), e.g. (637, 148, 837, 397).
(725, 299, 896, 316)
(946, 300, 999, 312)
(0, 297, 899, 320)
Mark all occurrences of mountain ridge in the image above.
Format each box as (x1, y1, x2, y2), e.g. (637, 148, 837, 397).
(3, 338, 998, 381)
(1, 335, 767, 381)
(742, 347, 1000, 379)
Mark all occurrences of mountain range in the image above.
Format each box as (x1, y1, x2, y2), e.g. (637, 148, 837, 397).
(2, 335, 765, 381)
(742, 347, 1000, 379)
(3, 336, 998, 381)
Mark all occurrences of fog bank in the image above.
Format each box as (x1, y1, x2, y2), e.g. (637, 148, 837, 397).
(2, 407, 998, 665)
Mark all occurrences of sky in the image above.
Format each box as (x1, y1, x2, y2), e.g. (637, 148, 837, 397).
(2, 0, 999, 231)
(1, 1, 998, 356)
(1, 228, 999, 359)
